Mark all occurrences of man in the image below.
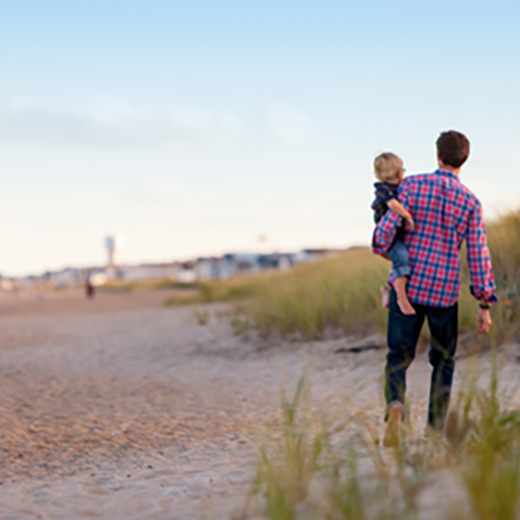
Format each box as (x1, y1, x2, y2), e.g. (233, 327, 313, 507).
(372, 130, 497, 447)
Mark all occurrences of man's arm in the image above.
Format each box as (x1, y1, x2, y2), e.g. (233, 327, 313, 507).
(466, 201, 497, 334)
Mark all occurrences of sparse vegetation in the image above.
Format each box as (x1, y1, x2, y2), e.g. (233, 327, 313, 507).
(99, 278, 198, 293)
(244, 362, 520, 520)
(165, 249, 390, 337)
(193, 307, 210, 326)
(164, 208, 520, 343)
(242, 249, 389, 339)
(165, 274, 270, 306)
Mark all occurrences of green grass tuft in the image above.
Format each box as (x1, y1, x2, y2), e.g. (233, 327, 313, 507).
(244, 361, 520, 520)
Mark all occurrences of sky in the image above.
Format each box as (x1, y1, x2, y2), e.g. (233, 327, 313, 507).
(1, 0, 519, 276)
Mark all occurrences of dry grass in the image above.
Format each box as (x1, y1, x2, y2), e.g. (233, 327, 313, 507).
(243, 249, 389, 339)
(165, 249, 390, 338)
(244, 361, 520, 520)
(163, 208, 520, 343)
(100, 278, 197, 293)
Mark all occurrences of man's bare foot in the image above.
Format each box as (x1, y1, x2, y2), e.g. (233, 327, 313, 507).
(383, 403, 403, 447)
(397, 295, 416, 315)
(380, 285, 390, 309)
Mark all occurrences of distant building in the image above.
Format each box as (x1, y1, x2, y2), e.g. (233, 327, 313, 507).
(194, 257, 226, 280)
(191, 252, 295, 280)
(120, 263, 181, 282)
(105, 236, 118, 268)
(293, 248, 343, 264)
(4, 244, 347, 291)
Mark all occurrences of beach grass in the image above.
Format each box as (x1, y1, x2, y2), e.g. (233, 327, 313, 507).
(237, 248, 390, 339)
(164, 248, 391, 338)
(243, 361, 520, 520)
(166, 274, 269, 305)
(230, 210, 520, 519)
(99, 278, 198, 293)
(164, 208, 520, 343)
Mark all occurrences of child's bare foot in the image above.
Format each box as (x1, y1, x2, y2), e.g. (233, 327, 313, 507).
(394, 276, 416, 315)
(380, 285, 390, 308)
(397, 295, 416, 315)
(383, 403, 403, 448)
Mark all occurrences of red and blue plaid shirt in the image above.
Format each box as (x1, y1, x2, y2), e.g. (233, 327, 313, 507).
(372, 169, 497, 308)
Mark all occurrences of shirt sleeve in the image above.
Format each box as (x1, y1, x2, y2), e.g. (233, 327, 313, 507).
(466, 201, 498, 304)
(376, 183, 397, 203)
(372, 183, 407, 255)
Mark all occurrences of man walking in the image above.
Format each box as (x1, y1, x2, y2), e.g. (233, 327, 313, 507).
(372, 130, 497, 446)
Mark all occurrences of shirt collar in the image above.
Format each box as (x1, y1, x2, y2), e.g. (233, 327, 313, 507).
(434, 168, 460, 181)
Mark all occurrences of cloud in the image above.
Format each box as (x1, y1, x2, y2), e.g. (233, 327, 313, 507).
(0, 98, 243, 150)
(264, 103, 314, 144)
(0, 98, 315, 150)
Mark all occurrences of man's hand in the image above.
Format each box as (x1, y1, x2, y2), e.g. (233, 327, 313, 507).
(477, 308, 492, 334)
(404, 216, 415, 232)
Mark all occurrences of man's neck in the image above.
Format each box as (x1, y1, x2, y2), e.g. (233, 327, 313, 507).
(437, 161, 461, 175)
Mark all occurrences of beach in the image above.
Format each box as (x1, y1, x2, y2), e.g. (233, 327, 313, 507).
(0, 290, 518, 519)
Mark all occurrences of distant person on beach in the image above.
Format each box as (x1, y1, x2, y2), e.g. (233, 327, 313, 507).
(371, 152, 416, 315)
(372, 130, 497, 447)
(85, 276, 95, 299)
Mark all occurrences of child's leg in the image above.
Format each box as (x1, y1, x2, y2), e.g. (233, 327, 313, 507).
(386, 237, 415, 315)
(380, 284, 390, 308)
(394, 276, 415, 315)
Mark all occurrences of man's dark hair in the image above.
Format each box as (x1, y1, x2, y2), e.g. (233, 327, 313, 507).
(436, 130, 470, 168)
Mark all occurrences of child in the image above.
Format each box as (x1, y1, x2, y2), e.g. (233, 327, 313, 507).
(371, 152, 416, 315)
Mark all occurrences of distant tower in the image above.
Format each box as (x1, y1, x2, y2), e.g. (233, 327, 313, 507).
(105, 236, 118, 268)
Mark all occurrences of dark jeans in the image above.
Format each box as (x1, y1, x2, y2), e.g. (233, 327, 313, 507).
(385, 288, 458, 429)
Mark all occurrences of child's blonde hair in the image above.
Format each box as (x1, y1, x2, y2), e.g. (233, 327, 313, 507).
(374, 152, 403, 182)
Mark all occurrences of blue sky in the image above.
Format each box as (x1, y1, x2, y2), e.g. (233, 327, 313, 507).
(1, 0, 519, 275)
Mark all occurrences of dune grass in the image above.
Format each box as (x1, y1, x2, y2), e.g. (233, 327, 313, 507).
(241, 207, 520, 342)
(244, 361, 520, 520)
(165, 249, 390, 338)
(239, 249, 390, 339)
(234, 210, 520, 519)
(164, 208, 520, 343)
(99, 278, 197, 293)
(209, 211, 520, 519)
(165, 274, 270, 306)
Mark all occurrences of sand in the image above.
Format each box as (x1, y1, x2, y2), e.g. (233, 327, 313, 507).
(0, 289, 518, 519)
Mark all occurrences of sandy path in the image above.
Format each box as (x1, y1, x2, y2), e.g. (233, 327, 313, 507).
(0, 287, 198, 317)
(0, 293, 518, 519)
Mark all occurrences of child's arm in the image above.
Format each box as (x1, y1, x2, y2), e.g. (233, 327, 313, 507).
(387, 198, 415, 231)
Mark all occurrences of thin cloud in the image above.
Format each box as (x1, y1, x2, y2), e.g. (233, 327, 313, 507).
(0, 98, 243, 150)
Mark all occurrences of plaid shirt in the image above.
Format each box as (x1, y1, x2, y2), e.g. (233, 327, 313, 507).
(372, 169, 497, 307)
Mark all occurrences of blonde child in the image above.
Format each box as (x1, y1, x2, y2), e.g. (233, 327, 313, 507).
(371, 152, 415, 315)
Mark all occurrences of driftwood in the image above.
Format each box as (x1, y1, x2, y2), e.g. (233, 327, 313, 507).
(335, 343, 384, 354)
